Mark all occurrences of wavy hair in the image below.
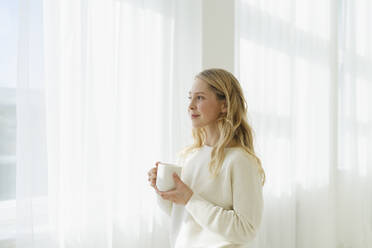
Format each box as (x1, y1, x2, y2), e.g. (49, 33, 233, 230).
(177, 68, 266, 186)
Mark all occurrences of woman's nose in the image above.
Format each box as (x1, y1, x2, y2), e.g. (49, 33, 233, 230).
(188, 101, 195, 110)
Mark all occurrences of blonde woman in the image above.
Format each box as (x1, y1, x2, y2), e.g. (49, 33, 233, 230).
(147, 68, 265, 248)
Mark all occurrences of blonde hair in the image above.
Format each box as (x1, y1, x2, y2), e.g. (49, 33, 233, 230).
(177, 68, 266, 186)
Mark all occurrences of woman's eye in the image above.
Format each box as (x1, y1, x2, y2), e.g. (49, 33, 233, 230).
(188, 96, 203, 100)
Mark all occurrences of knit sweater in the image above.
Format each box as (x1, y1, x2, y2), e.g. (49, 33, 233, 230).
(156, 145, 264, 248)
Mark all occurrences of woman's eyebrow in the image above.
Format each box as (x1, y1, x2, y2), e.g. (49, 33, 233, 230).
(188, 91, 206, 95)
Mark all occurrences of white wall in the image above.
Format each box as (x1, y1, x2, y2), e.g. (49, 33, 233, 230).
(202, 0, 235, 72)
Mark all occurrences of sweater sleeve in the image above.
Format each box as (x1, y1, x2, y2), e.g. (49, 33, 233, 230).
(184, 155, 264, 244)
(156, 193, 173, 216)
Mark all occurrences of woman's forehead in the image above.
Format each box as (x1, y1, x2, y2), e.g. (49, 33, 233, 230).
(189, 79, 210, 94)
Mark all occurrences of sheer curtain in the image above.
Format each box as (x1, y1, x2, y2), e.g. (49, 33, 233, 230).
(16, 0, 201, 247)
(237, 0, 372, 247)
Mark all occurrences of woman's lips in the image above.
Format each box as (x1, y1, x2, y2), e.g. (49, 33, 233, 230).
(191, 115, 200, 119)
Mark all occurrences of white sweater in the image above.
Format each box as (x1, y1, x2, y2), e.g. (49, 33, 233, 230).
(156, 145, 264, 248)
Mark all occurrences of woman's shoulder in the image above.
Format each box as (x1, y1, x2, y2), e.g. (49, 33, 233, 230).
(224, 147, 259, 171)
(225, 146, 253, 159)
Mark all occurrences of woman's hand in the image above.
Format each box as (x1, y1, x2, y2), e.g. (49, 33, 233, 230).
(155, 173, 194, 205)
(147, 161, 160, 189)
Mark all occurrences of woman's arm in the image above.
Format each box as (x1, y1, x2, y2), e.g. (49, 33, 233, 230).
(184, 156, 264, 244)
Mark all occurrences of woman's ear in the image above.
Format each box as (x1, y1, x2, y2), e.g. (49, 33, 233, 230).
(221, 102, 227, 113)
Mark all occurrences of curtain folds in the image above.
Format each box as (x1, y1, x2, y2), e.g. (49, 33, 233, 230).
(16, 0, 200, 247)
(237, 0, 372, 247)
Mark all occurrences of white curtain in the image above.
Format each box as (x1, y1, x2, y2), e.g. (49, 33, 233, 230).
(16, 0, 201, 247)
(237, 0, 372, 247)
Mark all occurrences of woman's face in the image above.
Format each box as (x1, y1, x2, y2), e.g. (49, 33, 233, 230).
(188, 78, 226, 128)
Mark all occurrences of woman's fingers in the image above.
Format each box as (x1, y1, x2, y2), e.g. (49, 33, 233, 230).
(148, 161, 160, 189)
(148, 161, 160, 175)
(151, 180, 156, 187)
(148, 172, 157, 180)
(148, 177, 156, 188)
(147, 168, 157, 178)
(148, 167, 157, 174)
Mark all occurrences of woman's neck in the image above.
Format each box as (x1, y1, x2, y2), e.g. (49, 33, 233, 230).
(204, 123, 238, 148)
(204, 124, 219, 147)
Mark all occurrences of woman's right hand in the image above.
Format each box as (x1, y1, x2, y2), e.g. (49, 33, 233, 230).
(148, 161, 160, 190)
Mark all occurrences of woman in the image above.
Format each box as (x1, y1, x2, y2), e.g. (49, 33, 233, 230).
(147, 68, 265, 248)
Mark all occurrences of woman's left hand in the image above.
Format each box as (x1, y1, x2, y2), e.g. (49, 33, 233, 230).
(155, 173, 193, 205)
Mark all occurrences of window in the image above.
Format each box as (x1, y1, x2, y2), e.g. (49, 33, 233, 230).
(0, 0, 18, 244)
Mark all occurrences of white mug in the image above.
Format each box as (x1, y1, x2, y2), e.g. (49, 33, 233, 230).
(156, 162, 182, 191)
